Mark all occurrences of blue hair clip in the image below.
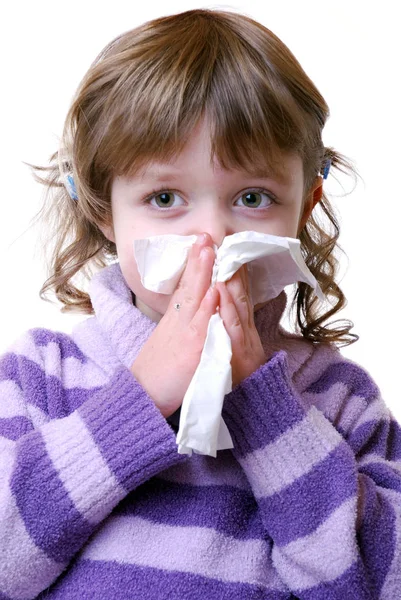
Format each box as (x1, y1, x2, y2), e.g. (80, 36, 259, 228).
(65, 174, 78, 201)
(58, 148, 78, 201)
(323, 158, 331, 180)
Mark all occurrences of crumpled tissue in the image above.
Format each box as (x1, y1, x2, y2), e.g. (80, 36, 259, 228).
(133, 231, 324, 457)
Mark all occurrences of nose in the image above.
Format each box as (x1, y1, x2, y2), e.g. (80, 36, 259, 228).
(191, 202, 234, 248)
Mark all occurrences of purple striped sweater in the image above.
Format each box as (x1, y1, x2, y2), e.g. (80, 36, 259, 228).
(0, 262, 400, 599)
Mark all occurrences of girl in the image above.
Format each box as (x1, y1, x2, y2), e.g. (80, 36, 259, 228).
(1, 8, 400, 599)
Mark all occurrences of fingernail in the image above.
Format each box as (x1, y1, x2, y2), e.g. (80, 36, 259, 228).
(197, 233, 208, 244)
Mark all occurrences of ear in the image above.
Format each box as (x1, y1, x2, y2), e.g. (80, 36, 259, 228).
(98, 222, 116, 244)
(297, 176, 323, 235)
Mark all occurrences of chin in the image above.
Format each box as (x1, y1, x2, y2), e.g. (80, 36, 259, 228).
(134, 291, 171, 322)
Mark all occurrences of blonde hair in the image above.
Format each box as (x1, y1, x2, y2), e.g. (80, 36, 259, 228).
(32, 8, 359, 347)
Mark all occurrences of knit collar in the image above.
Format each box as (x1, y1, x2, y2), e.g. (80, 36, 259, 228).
(88, 262, 315, 379)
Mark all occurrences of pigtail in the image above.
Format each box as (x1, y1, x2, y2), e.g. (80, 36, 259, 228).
(293, 148, 360, 347)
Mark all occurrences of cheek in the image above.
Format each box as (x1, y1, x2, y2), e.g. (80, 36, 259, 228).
(261, 207, 301, 239)
(255, 221, 298, 239)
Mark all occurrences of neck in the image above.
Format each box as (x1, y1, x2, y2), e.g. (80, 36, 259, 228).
(133, 294, 164, 323)
(133, 294, 283, 327)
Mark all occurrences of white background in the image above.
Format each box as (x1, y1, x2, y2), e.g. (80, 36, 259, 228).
(1, 1, 400, 419)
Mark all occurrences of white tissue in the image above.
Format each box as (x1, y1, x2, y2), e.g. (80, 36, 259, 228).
(134, 235, 196, 294)
(133, 231, 324, 458)
(178, 312, 234, 457)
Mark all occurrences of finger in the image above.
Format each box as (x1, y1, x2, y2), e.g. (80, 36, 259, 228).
(187, 285, 219, 342)
(238, 265, 254, 327)
(238, 264, 250, 297)
(170, 235, 215, 320)
(217, 282, 244, 346)
(225, 268, 252, 330)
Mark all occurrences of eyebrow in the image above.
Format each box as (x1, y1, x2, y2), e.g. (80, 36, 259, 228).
(140, 170, 182, 182)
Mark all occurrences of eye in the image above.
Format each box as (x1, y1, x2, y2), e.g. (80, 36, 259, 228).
(234, 189, 276, 208)
(144, 189, 185, 209)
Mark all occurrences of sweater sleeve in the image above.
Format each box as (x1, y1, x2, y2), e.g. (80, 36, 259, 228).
(0, 330, 186, 600)
(222, 349, 401, 599)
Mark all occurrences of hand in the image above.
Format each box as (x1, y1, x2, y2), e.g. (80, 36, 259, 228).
(130, 234, 219, 419)
(216, 266, 266, 387)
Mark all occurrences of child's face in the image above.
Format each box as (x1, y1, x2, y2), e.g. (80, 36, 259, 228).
(100, 120, 322, 321)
